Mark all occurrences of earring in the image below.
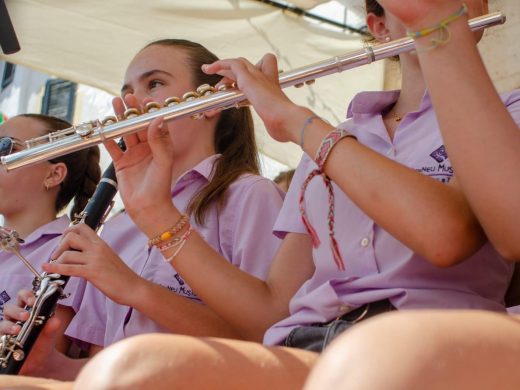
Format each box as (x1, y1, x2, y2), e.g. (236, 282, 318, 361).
(44, 183, 49, 191)
(385, 36, 391, 42)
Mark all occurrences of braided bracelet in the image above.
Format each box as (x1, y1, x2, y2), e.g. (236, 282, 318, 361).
(299, 127, 357, 271)
(147, 214, 189, 248)
(407, 3, 468, 51)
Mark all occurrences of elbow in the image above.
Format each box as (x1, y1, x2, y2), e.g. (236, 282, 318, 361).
(421, 222, 486, 268)
(424, 248, 469, 268)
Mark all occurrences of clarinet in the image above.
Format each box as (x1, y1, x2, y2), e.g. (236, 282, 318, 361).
(0, 163, 118, 375)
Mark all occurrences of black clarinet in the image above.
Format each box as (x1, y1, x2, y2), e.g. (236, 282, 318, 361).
(0, 163, 118, 374)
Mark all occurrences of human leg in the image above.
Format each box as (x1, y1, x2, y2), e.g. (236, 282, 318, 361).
(305, 310, 520, 390)
(74, 333, 319, 390)
(0, 375, 73, 389)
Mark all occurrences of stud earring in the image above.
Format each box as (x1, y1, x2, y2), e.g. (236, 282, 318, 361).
(385, 36, 391, 42)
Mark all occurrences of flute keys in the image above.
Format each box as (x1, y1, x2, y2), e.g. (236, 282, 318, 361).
(164, 97, 181, 107)
(145, 102, 161, 113)
(183, 91, 203, 119)
(75, 122, 95, 137)
(123, 108, 140, 119)
(197, 84, 216, 97)
(101, 116, 117, 126)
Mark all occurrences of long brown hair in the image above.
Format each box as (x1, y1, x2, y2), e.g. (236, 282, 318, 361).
(144, 39, 260, 225)
(19, 114, 101, 219)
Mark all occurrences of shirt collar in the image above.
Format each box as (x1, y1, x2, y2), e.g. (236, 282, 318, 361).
(346, 89, 432, 118)
(22, 215, 70, 245)
(172, 154, 220, 192)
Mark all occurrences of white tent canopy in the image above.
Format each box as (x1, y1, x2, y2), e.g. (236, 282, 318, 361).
(1, 0, 519, 167)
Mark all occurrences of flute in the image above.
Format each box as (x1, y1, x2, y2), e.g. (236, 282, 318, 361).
(0, 12, 505, 172)
(0, 163, 118, 375)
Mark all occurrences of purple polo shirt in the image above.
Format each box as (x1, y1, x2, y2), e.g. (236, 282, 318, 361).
(66, 155, 284, 347)
(0, 216, 82, 320)
(264, 90, 520, 345)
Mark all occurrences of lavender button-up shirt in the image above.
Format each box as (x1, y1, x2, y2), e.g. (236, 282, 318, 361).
(264, 90, 520, 346)
(0, 216, 82, 320)
(66, 155, 284, 347)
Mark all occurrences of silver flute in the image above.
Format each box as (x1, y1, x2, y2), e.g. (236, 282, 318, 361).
(0, 12, 505, 172)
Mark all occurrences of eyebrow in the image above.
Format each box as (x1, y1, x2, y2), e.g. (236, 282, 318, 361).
(120, 69, 174, 96)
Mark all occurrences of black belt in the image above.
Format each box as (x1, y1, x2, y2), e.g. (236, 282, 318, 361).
(333, 299, 395, 324)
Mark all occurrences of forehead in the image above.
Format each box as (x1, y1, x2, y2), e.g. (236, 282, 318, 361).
(124, 45, 192, 84)
(0, 117, 45, 140)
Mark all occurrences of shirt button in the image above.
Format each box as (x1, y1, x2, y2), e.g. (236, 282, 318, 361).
(360, 237, 370, 247)
(386, 148, 394, 156)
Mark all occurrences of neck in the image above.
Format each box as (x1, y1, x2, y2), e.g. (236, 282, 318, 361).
(383, 55, 427, 139)
(393, 55, 427, 115)
(170, 142, 216, 186)
(3, 204, 57, 238)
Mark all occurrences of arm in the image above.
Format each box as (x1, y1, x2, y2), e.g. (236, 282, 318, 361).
(45, 222, 314, 341)
(377, 0, 520, 260)
(202, 55, 485, 267)
(45, 224, 312, 341)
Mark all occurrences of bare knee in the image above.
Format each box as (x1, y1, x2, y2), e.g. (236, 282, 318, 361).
(305, 310, 520, 390)
(74, 333, 211, 390)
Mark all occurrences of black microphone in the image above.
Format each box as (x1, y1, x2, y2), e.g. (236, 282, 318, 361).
(0, 0, 20, 54)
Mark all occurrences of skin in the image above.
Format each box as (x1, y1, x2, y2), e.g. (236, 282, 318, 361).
(306, 1, 520, 389)
(68, 1, 504, 390)
(0, 43, 257, 382)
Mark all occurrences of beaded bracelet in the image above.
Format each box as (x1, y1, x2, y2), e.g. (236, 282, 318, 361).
(163, 225, 194, 263)
(147, 214, 189, 248)
(299, 127, 357, 271)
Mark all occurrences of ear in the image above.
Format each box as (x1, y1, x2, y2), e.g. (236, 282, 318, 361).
(44, 162, 68, 190)
(366, 13, 390, 43)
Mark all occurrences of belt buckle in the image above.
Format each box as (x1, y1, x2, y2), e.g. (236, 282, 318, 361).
(336, 303, 370, 323)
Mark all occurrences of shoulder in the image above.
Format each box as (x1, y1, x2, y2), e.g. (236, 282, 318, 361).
(227, 173, 284, 198)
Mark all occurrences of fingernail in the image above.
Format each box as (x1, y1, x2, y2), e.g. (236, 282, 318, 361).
(11, 325, 19, 333)
(27, 297, 35, 306)
(202, 64, 208, 71)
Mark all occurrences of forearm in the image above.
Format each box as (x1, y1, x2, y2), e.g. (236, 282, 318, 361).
(293, 106, 485, 266)
(411, 8, 520, 259)
(127, 278, 259, 341)
(128, 206, 295, 339)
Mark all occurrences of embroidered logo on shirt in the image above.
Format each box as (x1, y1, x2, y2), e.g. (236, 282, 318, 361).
(174, 273, 185, 286)
(0, 290, 11, 320)
(429, 145, 448, 163)
(417, 145, 453, 183)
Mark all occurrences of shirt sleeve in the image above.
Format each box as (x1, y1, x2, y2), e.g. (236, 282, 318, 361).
(65, 281, 107, 347)
(503, 89, 520, 127)
(273, 154, 313, 238)
(218, 175, 284, 279)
